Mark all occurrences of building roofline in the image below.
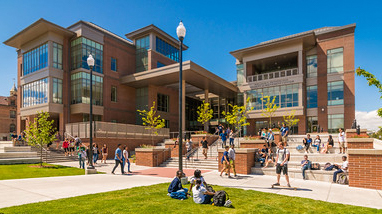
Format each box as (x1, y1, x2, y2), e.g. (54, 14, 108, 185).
(125, 24, 188, 50)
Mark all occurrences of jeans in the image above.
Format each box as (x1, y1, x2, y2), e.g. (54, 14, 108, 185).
(93, 153, 98, 164)
(112, 159, 124, 174)
(222, 140, 226, 148)
(304, 143, 310, 152)
(123, 159, 131, 172)
(170, 188, 188, 200)
(202, 194, 213, 204)
(79, 157, 85, 169)
(229, 138, 234, 146)
(259, 158, 265, 166)
(333, 169, 343, 182)
(311, 144, 320, 152)
(301, 162, 311, 179)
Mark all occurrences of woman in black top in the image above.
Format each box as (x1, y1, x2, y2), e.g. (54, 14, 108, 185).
(322, 135, 334, 154)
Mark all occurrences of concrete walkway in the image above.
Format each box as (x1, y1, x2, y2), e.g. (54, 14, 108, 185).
(0, 162, 381, 210)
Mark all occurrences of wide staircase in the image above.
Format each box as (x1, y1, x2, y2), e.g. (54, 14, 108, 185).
(0, 141, 40, 164)
(252, 134, 345, 182)
(33, 145, 79, 163)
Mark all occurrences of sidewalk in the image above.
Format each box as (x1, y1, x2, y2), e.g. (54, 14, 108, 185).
(0, 162, 381, 209)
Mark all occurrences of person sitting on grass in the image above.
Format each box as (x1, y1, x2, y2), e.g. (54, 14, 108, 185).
(322, 135, 334, 154)
(190, 169, 208, 191)
(219, 146, 231, 178)
(192, 179, 215, 204)
(168, 170, 188, 200)
(311, 135, 321, 152)
(301, 155, 311, 180)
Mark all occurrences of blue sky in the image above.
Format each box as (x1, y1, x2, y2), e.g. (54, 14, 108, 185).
(0, 0, 381, 113)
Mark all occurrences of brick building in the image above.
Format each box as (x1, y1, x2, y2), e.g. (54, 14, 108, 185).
(230, 24, 356, 135)
(0, 84, 17, 140)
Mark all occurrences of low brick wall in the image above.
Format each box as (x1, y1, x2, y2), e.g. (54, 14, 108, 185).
(346, 138, 374, 149)
(135, 147, 171, 167)
(218, 148, 257, 174)
(191, 134, 218, 146)
(348, 149, 382, 190)
(273, 132, 280, 144)
(165, 141, 186, 157)
(240, 139, 267, 149)
(346, 129, 368, 138)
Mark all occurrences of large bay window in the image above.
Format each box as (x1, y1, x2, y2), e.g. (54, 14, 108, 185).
(22, 78, 48, 107)
(71, 72, 103, 106)
(22, 43, 48, 76)
(327, 48, 343, 74)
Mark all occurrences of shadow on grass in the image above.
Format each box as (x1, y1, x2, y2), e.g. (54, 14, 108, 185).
(219, 185, 313, 192)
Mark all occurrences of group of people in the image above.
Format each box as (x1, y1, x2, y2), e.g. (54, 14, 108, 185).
(219, 145, 237, 178)
(111, 144, 132, 175)
(300, 154, 348, 182)
(216, 124, 234, 148)
(301, 128, 346, 154)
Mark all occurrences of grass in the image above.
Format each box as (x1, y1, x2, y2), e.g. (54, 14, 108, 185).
(0, 183, 380, 214)
(0, 163, 86, 180)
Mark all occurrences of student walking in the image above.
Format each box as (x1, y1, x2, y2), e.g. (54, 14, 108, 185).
(229, 130, 234, 146)
(93, 144, 99, 165)
(219, 146, 231, 177)
(111, 144, 124, 175)
(201, 137, 208, 159)
(220, 130, 227, 148)
(228, 144, 237, 177)
(280, 123, 289, 145)
(273, 142, 291, 187)
(101, 144, 108, 164)
(78, 147, 86, 169)
(123, 146, 132, 173)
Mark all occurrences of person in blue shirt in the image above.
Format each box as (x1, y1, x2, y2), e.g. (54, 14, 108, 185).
(219, 146, 231, 177)
(302, 134, 313, 153)
(218, 124, 223, 134)
(111, 144, 124, 174)
(220, 130, 227, 148)
(280, 123, 289, 145)
(168, 170, 188, 200)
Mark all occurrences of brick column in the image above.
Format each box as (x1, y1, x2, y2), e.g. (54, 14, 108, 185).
(135, 147, 171, 167)
(165, 141, 186, 157)
(240, 139, 267, 149)
(218, 148, 257, 174)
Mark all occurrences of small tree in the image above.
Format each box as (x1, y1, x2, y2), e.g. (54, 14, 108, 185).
(223, 97, 253, 139)
(137, 101, 166, 144)
(356, 67, 382, 117)
(261, 95, 279, 128)
(24, 111, 57, 167)
(197, 100, 213, 131)
(283, 110, 300, 134)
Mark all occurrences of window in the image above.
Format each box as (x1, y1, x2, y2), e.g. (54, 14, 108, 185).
(307, 85, 317, 108)
(22, 43, 48, 76)
(328, 114, 344, 133)
(10, 124, 16, 132)
(164, 120, 170, 128)
(136, 36, 150, 73)
(52, 78, 63, 104)
(157, 93, 169, 112)
(111, 57, 117, 71)
(111, 120, 117, 123)
(327, 81, 344, 106)
(280, 84, 299, 108)
(156, 37, 179, 62)
(71, 37, 103, 73)
(136, 87, 148, 125)
(237, 64, 244, 86)
(53, 42, 63, 69)
(71, 72, 103, 106)
(82, 114, 102, 122)
(157, 61, 165, 68)
(327, 48, 343, 74)
(111, 86, 117, 102)
(10, 100, 15, 106)
(22, 78, 48, 107)
(306, 55, 317, 78)
(10, 110, 16, 118)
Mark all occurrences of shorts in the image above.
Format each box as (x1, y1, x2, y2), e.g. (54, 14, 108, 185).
(338, 141, 347, 148)
(64, 147, 69, 152)
(202, 148, 208, 154)
(70, 147, 75, 152)
(102, 153, 108, 157)
(282, 136, 288, 143)
(276, 163, 288, 175)
(223, 161, 230, 169)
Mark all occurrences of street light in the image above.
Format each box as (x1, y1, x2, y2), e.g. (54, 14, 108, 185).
(176, 21, 186, 172)
(87, 54, 95, 169)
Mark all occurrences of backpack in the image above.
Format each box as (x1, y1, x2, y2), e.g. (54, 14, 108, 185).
(213, 190, 228, 206)
(296, 145, 303, 151)
(337, 174, 348, 185)
(311, 163, 320, 170)
(324, 162, 331, 170)
(206, 185, 215, 193)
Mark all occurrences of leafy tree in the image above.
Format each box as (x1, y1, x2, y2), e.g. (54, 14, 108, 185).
(356, 67, 382, 117)
(24, 111, 57, 167)
(137, 101, 166, 144)
(283, 110, 300, 134)
(223, 97, 253, 138)
(261, 95, 279, 128)
(197, 100, 213, 131)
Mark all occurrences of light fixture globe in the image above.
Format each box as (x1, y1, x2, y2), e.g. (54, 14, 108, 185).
(176, 21, 186, 40)
(87, 54, 95, 67)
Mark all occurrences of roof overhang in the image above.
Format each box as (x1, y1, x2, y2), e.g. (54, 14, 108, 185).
(4, 18, 75, 49)
(125, 24, 188, 50)
(121, 61, 237, 98)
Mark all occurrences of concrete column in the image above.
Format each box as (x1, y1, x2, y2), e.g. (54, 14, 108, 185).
(298, 49, 303, 75)
(182, 79, 186, 132)
(204, 89, 209, 131)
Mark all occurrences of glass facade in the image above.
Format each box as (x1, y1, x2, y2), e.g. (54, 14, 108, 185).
(327, 81, 344, 106)
(22, 78, 48, 107)
(237, 64, 244, 86)
(136, 87, 148, 125)
(71, 72, 103, 106)
(71, 37, 103, 73)
(247, 84, 299, 110)
(156, 36, 179, 62)
(111, 86, 117, 102)
(22, 43, 48, 76)
(111, 57, 117, 71)
(307, 85, 318, 108)
(307, 116, 318, 133)
(327, 47, 343, 74)
(52, 78, 63, 104)
(53, 42, 63, 69)
(328, 114, 344, 133)
(306, 55, 317, 78)
(157, 93, 169, 112)
(136, 36, 150, 73)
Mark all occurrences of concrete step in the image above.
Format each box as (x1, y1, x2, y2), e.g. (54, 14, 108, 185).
(0, 157, 41, 165)
(256, 161, 338, 169)
(0, 141, 13, 149)
(3, 146, 32, 152)
(251, 166, 334, 182)
(289, 153, 344, 163)
(0, 152, 38, 159)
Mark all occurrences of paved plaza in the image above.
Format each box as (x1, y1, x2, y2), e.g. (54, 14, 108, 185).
(0, 162, 381, 209)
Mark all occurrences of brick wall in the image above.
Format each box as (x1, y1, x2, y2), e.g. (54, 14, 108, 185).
(348, 152, 382, 190)
(346, 138, 374, 149)
(165, 142, 186, 157)
(135, 148, 171, 167)
(218, 148, 257, 174)
(191, 135, 218, 146)
(240, 140, 267, 149)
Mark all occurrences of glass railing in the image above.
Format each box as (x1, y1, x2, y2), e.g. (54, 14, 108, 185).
(247, 68, 299, 83)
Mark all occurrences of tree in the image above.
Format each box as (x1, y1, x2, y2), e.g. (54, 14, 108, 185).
(24, 111, 57, 167)
(197, 100, 213, 131)
(137, 101, 166, 144)
(261, 95, 279, 128)
(222, 97, 253, 138)
(283, 110, 300, 134)
(356, 67, 382, 117)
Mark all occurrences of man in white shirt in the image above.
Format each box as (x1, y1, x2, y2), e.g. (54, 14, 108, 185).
(228, 145, 237, 177)
(338, 128, 346, 154)
(273, 142, 291, 187)
(333, 156, 348, 183)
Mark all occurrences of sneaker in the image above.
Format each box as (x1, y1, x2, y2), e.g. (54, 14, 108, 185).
(128, 171, 133, 173)
(111, 172, 115, 175)
(287, 183, 291, 188)
(225, 173, 228, 176)
(273, 183, 280, 186)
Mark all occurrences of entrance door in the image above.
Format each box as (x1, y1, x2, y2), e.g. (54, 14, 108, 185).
(307, 117, 318, 133)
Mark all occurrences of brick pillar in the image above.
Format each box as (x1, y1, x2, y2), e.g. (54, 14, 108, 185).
(218, 148, 257, 174)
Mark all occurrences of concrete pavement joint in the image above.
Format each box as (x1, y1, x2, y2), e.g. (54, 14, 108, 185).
(0, 183, 57, 200)
(325, 183, 333, 202)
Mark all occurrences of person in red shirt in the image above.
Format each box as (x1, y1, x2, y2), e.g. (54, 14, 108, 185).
(63, 139, 70, 156)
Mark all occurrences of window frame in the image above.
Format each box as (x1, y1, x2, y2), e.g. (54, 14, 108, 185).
(157, 93, 169, 112)
(111, 86, 117, 102)
(111, 57, 117, 72)
(327, 47, 344, 74)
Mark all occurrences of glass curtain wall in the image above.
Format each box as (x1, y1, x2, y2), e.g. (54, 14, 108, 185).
(22, 78, 48, 107)
(306, 55, 317, 78)
(328, 114, 344, 133)
(71, 37, 103, 73)
(52, 78, 63, 104)
(307, 85, 318, 108)
(136, 36, 150, 73)
(236, 64, 244, 86)
(53, 42, 63, 69)
(327, 48, 343, 74)
(155, 37, 179, 62)
(71, 72, 103, 106)
(23, 43, 48, 76)
(327, 81, 344, 106)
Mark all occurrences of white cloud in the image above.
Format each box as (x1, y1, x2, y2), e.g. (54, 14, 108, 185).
(355, 110, 382, 131)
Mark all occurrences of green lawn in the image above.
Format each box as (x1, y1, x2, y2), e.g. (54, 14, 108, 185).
(0, 163, 85, 180)
(0, 183, 380, 214)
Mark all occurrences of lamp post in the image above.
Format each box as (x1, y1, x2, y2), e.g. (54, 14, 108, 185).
(176, 21, 186, 172)
(87, 54, 95, 169)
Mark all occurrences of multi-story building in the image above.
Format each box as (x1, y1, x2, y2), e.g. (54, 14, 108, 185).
(0, 84, 17, 140)
(231, 24, 356, 135)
